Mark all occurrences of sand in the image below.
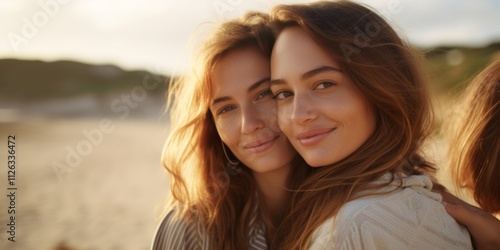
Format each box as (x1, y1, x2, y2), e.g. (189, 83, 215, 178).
(0, 118, 171, 250)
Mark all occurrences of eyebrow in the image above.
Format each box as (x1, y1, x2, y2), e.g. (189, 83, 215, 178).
(270, 66, 342, 86)
(212, 77, 271, 106)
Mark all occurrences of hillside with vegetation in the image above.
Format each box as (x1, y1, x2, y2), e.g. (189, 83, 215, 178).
(424, 42, 500, 96)
(0, 59, 169, 102)
(0, 59, 169, 118)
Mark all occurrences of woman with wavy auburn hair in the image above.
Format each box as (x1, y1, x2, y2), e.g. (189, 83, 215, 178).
(151, 12, 306, 250)
(268, 1, 472, 249)
(443, 60, 500, 249)
(447, 60, 500, 213)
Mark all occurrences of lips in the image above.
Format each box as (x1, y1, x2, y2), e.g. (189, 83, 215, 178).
(243, 135, 279, 154)
(296, 128, 335, 146)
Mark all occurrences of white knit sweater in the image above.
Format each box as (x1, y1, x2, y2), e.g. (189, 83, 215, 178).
(310, 174, 472, 250)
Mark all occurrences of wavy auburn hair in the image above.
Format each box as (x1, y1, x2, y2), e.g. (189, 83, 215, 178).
(270, 1, 436, 248)
(448, 60, 500, 214)
(161, 12, 277, 249)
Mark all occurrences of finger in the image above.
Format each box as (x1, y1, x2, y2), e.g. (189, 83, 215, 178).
(439, 192, 463, 205)
(443, 202, 481, 226)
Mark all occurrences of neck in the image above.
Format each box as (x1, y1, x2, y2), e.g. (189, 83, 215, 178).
(252, 164, 292, 219)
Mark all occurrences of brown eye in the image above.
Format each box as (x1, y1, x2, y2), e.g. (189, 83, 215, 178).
(256, 89, 273, 100)
(315, 81, 334, 89)
(217, 106, 235, 115)
(274, 90, 293, 100)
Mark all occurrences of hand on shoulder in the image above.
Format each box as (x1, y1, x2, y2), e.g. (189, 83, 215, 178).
(441, 192, 500, 250)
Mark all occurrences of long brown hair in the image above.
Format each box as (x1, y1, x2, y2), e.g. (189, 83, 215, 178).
(448, 60, 500, 214)
(162, 12, 304, 249)
(269, 1, 436, 248)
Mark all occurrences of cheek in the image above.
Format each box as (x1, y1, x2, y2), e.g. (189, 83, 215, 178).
(256, 101, 281, 132)
(214, 116, 240, 145)
(351, 98, 376, 139)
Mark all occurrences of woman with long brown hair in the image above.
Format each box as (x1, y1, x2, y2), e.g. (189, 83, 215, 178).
(151, 12, 306, 250)
(443, 60, 500, 249)
(269, 1, 472, 249)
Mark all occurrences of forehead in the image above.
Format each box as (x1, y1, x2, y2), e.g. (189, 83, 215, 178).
(211, 46, 270, 94)
(271, 26, 339, 77)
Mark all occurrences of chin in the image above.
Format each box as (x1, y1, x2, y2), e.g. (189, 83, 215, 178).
(250, 165, 280, 174)
(303, 154, 333, 168)
(306, 161, 326, 168)
(252, 159, 289, 174)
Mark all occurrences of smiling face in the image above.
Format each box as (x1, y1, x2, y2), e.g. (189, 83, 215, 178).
(210, 46, 296, 174)
(270, 27, 376, 167)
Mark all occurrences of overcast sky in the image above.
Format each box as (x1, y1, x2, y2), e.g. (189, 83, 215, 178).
(1, 0, 500, 75)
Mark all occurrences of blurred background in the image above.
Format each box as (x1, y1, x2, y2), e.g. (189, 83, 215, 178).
(0, 0, 499, 249)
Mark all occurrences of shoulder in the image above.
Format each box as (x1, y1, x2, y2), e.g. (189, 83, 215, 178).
(311, 174, 473, 250)
(151, 208, 208, 250)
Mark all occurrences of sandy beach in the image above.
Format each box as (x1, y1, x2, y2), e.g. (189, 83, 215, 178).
(0, 118, 171, 250)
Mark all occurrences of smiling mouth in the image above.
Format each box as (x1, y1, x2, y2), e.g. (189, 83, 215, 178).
(296, 128, 335, 146)
(243, 136, 279, 154)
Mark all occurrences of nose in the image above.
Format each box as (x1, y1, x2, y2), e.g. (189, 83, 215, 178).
(291, 92, 317, 125)
(241, 106, 265, 135)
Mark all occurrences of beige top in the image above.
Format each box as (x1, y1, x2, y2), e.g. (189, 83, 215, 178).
(310, 174, 473, 250)
(151, 203, 267, 250)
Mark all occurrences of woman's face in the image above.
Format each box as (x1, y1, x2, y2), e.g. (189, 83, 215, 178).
(270, 27, 376, 167)
(210, 46, 296, 173)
